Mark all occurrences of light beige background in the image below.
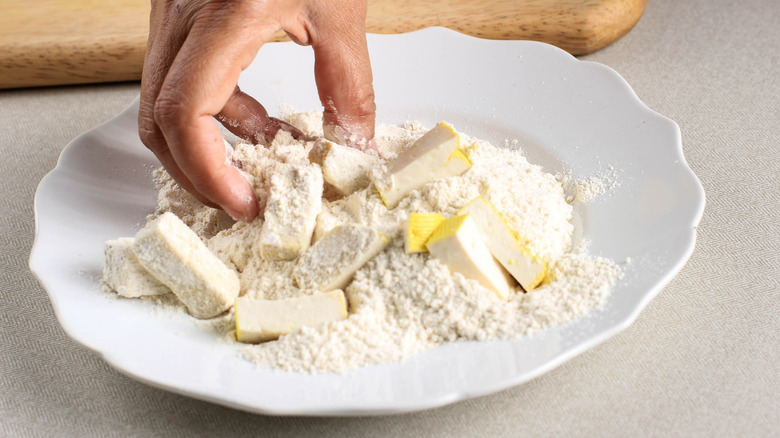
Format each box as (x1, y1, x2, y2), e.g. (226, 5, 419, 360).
(1, 0, 777, 436)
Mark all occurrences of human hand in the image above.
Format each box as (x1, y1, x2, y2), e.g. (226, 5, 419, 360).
(138, 0, 376, 222)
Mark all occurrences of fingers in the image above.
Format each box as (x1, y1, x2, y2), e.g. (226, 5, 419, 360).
(308, 0, 377, 151)
(152, 8, 277, 221)
(140, 1, 283, 221)
(138, 0, 377, 224)
(217, 86, 309, 144)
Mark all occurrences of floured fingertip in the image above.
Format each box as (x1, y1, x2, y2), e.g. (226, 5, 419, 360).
(225, 179, 260, 222)
(323, 124, 380, 158)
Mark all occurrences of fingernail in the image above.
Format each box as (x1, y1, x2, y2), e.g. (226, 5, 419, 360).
(228, 183, 259, 222)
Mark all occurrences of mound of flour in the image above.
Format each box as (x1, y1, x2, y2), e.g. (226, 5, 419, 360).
(150, 112, 620, 373)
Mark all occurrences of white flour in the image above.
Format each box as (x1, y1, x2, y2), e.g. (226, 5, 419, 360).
(144, 112, 620, 373)
(558, 165, 621, 204)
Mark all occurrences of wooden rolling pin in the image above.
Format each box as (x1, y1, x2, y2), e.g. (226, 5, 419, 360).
(0, 0, 646, 89)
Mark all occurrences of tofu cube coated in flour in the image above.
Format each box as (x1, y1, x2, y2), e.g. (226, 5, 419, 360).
(103, 238, 170, 298)
(258, 163, 323, 261)
(310, 138, 378, 196)
(293, 225, 390, 291)
(311, 208, 342, 244)
(132, 212, 239, 319)
(372, 122, 472, 208)
(235, 290, 348, 343)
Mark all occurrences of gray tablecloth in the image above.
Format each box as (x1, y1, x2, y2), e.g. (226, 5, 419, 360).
(1, 0, 778, 436)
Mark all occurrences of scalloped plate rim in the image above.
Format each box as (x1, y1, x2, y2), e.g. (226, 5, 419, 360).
(29, 27, 705, 416)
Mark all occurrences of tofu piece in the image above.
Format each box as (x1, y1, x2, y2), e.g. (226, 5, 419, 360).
(207, 221, 258, 273)
(312, 208, 343, 244)
(310, 138, 378, 196)
(343, 190, 366, 223)
(235, 290, 348, 343)
(460, 197, 547, 290)
(372, 122, 472, 208)
(426, 214, 513, 301)
(257, 163, 323, 261)
(103, 238, 170, 298)
(132, 212, 239, 319)
(405, 212, 444, 253)
(293, 225, 390, 291)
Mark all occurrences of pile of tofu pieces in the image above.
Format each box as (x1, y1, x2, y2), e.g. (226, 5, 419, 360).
(103, 122, 546, 344)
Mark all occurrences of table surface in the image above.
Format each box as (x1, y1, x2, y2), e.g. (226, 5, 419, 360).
(1, 0, 778, 436)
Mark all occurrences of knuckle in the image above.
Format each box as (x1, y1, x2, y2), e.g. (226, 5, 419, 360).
(352, 89, 377, 119)
(138, 124, 158, 149)
(137, 114, 161, 149)
(152, 93, 186, 127)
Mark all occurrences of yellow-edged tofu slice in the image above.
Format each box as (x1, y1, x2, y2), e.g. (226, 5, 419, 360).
(373, 122, 472, 208)
(425, 214, 513, 301)
(459, 197, 547, 290)
(405, 212, 444, 253)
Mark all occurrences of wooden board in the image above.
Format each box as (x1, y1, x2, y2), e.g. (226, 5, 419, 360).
(0, 0, 646, 89)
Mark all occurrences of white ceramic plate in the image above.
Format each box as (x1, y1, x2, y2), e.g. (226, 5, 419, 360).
(30, 28, 704, 415)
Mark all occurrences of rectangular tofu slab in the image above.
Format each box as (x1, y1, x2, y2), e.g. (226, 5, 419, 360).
(310, 138, 378, 196)
(235, 290, 348, 343)
(103, 237, 170, 298)
(293, 225, 390, 291)
(133, 212, 239, 319)
(258, 163, 323, 261)
(426, 214, 513, 301)
(460, 197, 547, 290)
(373, 122, 472, 208)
